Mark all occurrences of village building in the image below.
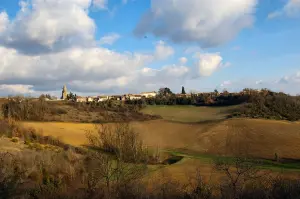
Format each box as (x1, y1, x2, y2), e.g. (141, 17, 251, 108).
(76, 96, 86, 103)
(87, 97, 94, 102)
(128, 94, 142, 100)
(176, 93, 192, 98)
(141, 91, 157, 98)
(109, 95, 122, 100)
(97, 96, 109, 102)
(121, 95, 127, 101)
(60, 85, 160, 103)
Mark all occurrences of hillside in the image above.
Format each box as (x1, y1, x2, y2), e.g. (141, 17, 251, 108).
(4, 103, 300, 198)
(23, 118, 300, 160)
(1, 98, 160, 123)
(140, 105, 237, 123)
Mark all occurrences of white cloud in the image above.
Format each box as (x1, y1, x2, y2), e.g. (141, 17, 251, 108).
(0, 0, 96, 54)
(162, 65, 189, 77)
(62, 64, 190, 94)
(179, 57, 188, 64)
(121, 0, 137, 5)
(98, 33, 121, 45)
(0, 12, 8, 33)
(220, 80, 232, 87)
(134, 0, 257, 47)
(267, 11, 282, 19)
(0, 0, 228, 96)
(256, 80, 263, 85)
(184, 46, 203, 54)
(154, 40, 174, 60)
(0, 84, 34, 95)
(268, 0, 300, 19)
(92, 0, 108, 9)
(0, 46, 154, 92)
(194, 52, 224, 76)
(213, 71, 300, 95)
(284, 0, 300, 17)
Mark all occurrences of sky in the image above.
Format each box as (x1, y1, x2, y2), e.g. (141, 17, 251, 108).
(0, 0, 300, 97)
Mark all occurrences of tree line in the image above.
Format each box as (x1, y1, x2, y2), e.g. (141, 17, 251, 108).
(126, 87, 250, 106)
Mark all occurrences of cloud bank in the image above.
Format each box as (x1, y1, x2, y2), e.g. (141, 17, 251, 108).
(134, 0, 257, 47)
(0, 0, 233, 96)
(268, 0, 300, 19)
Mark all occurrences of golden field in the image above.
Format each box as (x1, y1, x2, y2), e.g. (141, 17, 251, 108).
(21, 105, 300, 180)
(23, 118, 300, 160)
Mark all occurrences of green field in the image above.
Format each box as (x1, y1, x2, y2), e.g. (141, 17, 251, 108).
(165, 150, 300, 172)
(141, 105, 237, 123)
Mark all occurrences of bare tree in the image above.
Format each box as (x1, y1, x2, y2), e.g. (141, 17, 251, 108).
(84, 123, 148, 198)
(213, 157, 270, 199)
(0, 152, 28, 198)
(184, 169, 213, 199)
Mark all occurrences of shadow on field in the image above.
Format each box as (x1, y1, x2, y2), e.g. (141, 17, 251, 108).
(165, 118, 227, 125)
(162, 155, 184, 165)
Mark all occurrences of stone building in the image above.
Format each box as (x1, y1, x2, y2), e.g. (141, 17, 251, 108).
(141, 91, 157, 98)
(61, 85, 68, 100)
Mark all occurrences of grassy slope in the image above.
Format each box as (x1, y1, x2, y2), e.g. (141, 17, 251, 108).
(23, 106, 300, 160)
(22, 105, 300, 180)
(23, 122, 94, 146)
(140, 105, 237, 123)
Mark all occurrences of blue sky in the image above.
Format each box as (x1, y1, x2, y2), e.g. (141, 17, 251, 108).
(0, 0, 300, 96)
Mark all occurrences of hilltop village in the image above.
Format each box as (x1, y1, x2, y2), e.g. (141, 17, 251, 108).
(60, 85, 158, 103)
(57, 85, 268, 105)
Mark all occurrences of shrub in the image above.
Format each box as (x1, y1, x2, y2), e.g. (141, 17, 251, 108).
(232, 92, 300, 121)
(86, 123, 149, 163)
(11, 137, 19, 143)
(0, 152, 28, 198)
(1, 97, 49, 121)
(50, 107, 68, 115)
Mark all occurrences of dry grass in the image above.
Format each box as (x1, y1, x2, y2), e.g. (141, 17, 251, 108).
(22, 118, 300, 183)
(0, 137, 27, 153)
(22, 122, 93, 146)
(22, 118, 300, 159)
(193, 118, 300, 159)
(20, 105, 300, 184)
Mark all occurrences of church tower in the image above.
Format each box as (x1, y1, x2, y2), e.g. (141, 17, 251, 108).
(61, 85, 68, 100)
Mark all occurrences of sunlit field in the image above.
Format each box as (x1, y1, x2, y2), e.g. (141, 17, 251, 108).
(22, 104, 300, 180)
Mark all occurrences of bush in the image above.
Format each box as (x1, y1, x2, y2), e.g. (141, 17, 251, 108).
(86, 123, 149, 163)
(1, 140, 300, 198)
(2, 97, 49, 121)
(11, 137, 19, 143)
(50, 107, 68, 115)
(232, 92, 300, 121)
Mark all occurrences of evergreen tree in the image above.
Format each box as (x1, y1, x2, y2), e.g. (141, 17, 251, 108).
(181, 86, 186, 94)
(158, 87, 173, 96)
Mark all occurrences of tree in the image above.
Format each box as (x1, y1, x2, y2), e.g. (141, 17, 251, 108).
(67, 92, 76, 101)
(181, 86, 186, 95)
(39, 94, 46, 100)
(158, 87, 173, 97)
(45, 94, 52, 99)
(213, 157, 270, 199)
(222, 89, 229, 96)
(214, 89, 219, 95)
